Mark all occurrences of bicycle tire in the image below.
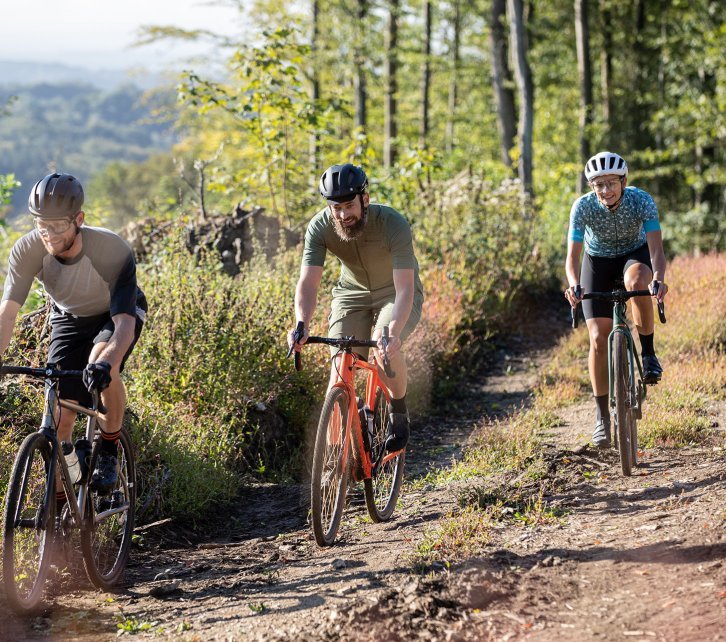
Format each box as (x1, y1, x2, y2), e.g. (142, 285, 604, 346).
(614, 334, 633, 476)
(80, 426, 136, 590)
(2, 432, 56, 614)
(310, 387, 351, 546)
(364, 388, 405, 523)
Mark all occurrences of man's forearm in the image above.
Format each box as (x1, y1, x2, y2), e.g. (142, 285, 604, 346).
(388, 293, 413, 338)
(295, 284, 318, 325)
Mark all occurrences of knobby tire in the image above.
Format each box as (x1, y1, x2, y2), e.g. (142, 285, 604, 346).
(311, 387, 351, 546)
(2, 432, 56, 614)
(364, 387, 405, 523)
(614, 334, 634, 476)
(80, 426, 136, 590)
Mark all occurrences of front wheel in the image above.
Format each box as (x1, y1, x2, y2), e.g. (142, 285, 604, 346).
(364, 388, 405, 523)
(2, 432, 56, 614)
(310, 387, 351, 546)
(80, 426, 136, 590)
(614, 333, 634, 476)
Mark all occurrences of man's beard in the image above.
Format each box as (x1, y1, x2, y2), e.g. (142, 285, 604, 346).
(333, 207, 368, 241)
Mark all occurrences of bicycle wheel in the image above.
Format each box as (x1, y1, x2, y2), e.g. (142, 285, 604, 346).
(364, 387, 405, 523)
(310, 387, 351, 546)
(80, 426, 136, 590)
(2, 432, 56, 614)
(614, 334, 633, 476)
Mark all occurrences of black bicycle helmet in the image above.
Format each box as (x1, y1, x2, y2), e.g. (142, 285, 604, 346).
(28, 173, 84, 219)
(319, 164, 368, 203)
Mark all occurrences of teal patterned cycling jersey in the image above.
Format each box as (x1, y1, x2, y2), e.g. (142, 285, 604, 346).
(568, 186, 661, 257)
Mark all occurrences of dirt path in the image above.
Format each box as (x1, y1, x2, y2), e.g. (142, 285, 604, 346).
(1, 325, 724, 641)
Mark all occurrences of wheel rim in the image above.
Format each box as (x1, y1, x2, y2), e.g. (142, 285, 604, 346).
(4, 437, 54, 610)
(83, 438, 134, 584)
(318, 394, 348, 538)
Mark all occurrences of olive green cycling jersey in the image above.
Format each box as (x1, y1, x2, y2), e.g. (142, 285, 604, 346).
(302, 203, 424, 302)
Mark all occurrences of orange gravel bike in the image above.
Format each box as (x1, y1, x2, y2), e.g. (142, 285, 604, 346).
(288, 322, 405, 546)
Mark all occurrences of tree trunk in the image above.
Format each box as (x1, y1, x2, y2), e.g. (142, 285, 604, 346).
(575, 0, 593, 193)
(445, 0, 461, 154)
(599, 0, 612, 129)
(489, 0, 516, 167)
(310, 0, 321, 178)
(354, 0, 368, 130)
(384, 0, 399, 168)
(507, 0, 534, 196)
(420, 0, 433, 146)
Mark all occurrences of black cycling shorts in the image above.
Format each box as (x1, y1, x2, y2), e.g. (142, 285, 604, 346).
(580, 243, 652, 320)
(48, 307, 145, 405)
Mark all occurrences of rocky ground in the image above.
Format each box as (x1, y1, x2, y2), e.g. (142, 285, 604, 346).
(1, 322, 724, 642)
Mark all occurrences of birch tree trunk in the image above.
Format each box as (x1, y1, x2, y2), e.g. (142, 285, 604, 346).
(445, 0, 461, 154)
(384, 0, 399, 168)
(355, 0, 368, 130)
(420, 0, 432, 146)
(575, 0, 593, 192)
(507, 0, 534, 196)
(489, 0, 516, 167)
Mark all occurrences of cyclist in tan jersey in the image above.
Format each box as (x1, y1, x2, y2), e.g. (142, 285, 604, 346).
(0, 173, 146, 494)
(288, 164, 424, 451)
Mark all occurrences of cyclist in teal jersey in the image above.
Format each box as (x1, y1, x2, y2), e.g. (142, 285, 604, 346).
(564, 152, 669, 448)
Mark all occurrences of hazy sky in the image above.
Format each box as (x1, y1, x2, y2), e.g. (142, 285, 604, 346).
(0, 0, 243, 69)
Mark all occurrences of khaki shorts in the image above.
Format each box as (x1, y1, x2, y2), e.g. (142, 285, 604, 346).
(328, 290, 423, 359)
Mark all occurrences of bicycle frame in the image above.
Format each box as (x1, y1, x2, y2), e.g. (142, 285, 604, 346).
(606, 300, 645, 416)
(3, 364, 117, 530)
(331, 349, 393, 481)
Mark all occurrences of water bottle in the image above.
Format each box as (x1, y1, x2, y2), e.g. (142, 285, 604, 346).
(73, 438, 92, 484)
(61, 441, 82, 484)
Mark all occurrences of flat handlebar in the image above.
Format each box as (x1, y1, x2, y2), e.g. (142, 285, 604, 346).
(287, 322, 396, 378)
(0, 365, 85, 379)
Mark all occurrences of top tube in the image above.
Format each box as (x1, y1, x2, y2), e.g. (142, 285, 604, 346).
(0, 364, 84, 379)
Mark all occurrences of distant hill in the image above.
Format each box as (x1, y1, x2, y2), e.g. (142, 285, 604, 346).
(0, 81, 178, 218)
(0, 60, 167, 91)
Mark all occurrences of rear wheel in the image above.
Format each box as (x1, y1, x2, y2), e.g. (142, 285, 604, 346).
(614, 334, 633, 476)
(310, 387, 351, 546)
(364, 387, 405, 523)
(80, 426, 136, 590)
(2, 432, 55, 614)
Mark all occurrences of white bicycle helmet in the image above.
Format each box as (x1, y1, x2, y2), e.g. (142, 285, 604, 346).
(584, 151, 628, 181)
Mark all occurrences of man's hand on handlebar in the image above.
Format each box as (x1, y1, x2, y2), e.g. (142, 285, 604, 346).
(564, 284, 583, 308)
(377, 333, 401, 357)
(286, 322, 309, 356)
(648, 279, 668, 303)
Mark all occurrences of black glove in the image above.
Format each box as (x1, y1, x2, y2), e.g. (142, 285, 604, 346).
(83, 361, 112, 393)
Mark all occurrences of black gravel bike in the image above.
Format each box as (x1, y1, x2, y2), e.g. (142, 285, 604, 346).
(1, 363, 136, 614)
(572, 288, 666, 475)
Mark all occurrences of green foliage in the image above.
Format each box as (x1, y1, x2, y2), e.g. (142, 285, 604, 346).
(0, 173, 20, 207)
(177, 26, 348, 224)
(124, 230, 328, 519)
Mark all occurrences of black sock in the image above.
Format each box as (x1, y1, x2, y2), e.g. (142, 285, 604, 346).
(639, 332, 655, 356)
(100, 431, 120, 455)
(595, 394, 610, 422)
(390, 395, 407, 414)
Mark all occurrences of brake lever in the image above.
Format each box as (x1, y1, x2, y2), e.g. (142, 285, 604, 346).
(287, 321, 304, 371)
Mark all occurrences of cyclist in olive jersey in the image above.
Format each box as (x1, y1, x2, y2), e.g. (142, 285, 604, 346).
(564, 152, 668, 448)
(288, 164, 424, 452)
